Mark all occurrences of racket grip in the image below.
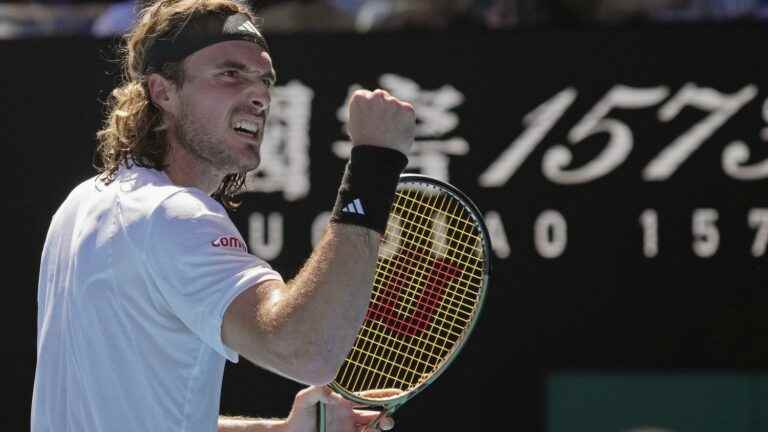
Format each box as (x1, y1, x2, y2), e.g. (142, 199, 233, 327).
(317, 401, 326, 432)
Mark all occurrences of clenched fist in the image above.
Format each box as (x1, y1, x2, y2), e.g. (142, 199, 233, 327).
(347, 89, 415, 156)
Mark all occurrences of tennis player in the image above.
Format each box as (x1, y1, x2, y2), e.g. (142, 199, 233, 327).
(31, 0, 414, 431)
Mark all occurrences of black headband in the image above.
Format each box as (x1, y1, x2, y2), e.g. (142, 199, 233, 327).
(144, 12, 268, 73)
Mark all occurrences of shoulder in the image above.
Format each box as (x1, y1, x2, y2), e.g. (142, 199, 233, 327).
(143, 184, 251, 268)
(152, 187, 228, 226)
(114, 166, 227, 221)
(147, 185, 236, 243)
(61, 174, 101, 204)
(49, 175, 102, 223)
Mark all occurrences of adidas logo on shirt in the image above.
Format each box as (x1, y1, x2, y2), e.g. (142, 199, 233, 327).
(238, 21, 260, 34)
(341, 198, 366, 215)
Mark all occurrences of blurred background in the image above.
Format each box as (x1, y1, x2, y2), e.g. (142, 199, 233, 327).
(3, 0, 768, 38)
(4, 0, 768, 431)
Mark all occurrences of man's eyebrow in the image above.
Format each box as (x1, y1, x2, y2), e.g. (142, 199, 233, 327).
(215, 60, 249, 71)
(215, 60, 277, 81)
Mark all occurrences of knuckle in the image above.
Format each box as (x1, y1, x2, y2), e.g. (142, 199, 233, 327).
(351, 90, 372, 104)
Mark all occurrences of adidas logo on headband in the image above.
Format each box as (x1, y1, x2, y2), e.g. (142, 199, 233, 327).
(238, 20, 259, 34)
(144, 12, 269, 73)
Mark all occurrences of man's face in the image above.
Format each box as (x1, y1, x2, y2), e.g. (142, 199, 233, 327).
(169, 40, 276, 174)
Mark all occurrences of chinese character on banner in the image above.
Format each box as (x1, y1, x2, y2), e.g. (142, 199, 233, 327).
(245, 80, 314, 201)
(333, 74, 468, 182)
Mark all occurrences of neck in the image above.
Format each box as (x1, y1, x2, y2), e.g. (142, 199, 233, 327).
(163, 136, 223, 195)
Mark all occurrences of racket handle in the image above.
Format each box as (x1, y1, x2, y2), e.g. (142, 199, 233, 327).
(317, 401, 326, 432)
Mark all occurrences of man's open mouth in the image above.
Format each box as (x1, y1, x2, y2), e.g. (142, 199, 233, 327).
(233, 119, 261, 139)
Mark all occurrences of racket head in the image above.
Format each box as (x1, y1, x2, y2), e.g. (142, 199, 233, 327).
(330, 174, 491, 410)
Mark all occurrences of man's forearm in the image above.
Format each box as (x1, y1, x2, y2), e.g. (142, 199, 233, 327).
(275, 223, 379, 377)
(218, 416, 285, 432)
(221, 222, 380, 385)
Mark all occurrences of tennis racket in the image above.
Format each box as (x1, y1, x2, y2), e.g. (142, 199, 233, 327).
(318, 174, 491, 431)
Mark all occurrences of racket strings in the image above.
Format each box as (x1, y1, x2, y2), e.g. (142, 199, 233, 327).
(335, 181, 486, 395)
(394, 191, 476, 230)
(363, 290, 466, 351)
(353, 331, 448, 365)
(389, 200, 483, 268)
(371, 191, 482, 332)
(375, 245, 482, 308)
(373, 187, 472, 341)
(348, 184, 480, 392)
(377, 193, 482, 309)
(369, 267, 474, 338)
(380, 228, 484, 284)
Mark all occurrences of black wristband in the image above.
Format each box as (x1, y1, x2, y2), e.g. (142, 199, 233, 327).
(330, 145, 408, 235)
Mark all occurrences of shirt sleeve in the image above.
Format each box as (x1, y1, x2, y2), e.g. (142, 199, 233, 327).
(142, 190, 283, 362)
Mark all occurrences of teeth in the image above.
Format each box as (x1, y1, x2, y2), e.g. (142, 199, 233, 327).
(233, 120, 259, 135)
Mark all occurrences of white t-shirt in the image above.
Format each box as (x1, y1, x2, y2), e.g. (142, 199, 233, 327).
(32, 166, 282, 432)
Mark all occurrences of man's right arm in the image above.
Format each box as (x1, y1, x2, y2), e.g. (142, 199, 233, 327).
(222, 223, 379, 384)
(222, 89, 415, 385)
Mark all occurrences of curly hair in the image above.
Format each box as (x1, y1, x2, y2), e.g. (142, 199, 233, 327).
(95, 0, 262, 208)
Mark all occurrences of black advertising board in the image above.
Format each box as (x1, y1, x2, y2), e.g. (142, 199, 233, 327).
(4, 23, 767, 430)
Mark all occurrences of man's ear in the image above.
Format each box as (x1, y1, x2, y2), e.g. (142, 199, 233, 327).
(147, 73, 178, 115)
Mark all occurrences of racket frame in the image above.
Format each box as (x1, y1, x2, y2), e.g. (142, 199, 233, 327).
(326, 174, 492, 418)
